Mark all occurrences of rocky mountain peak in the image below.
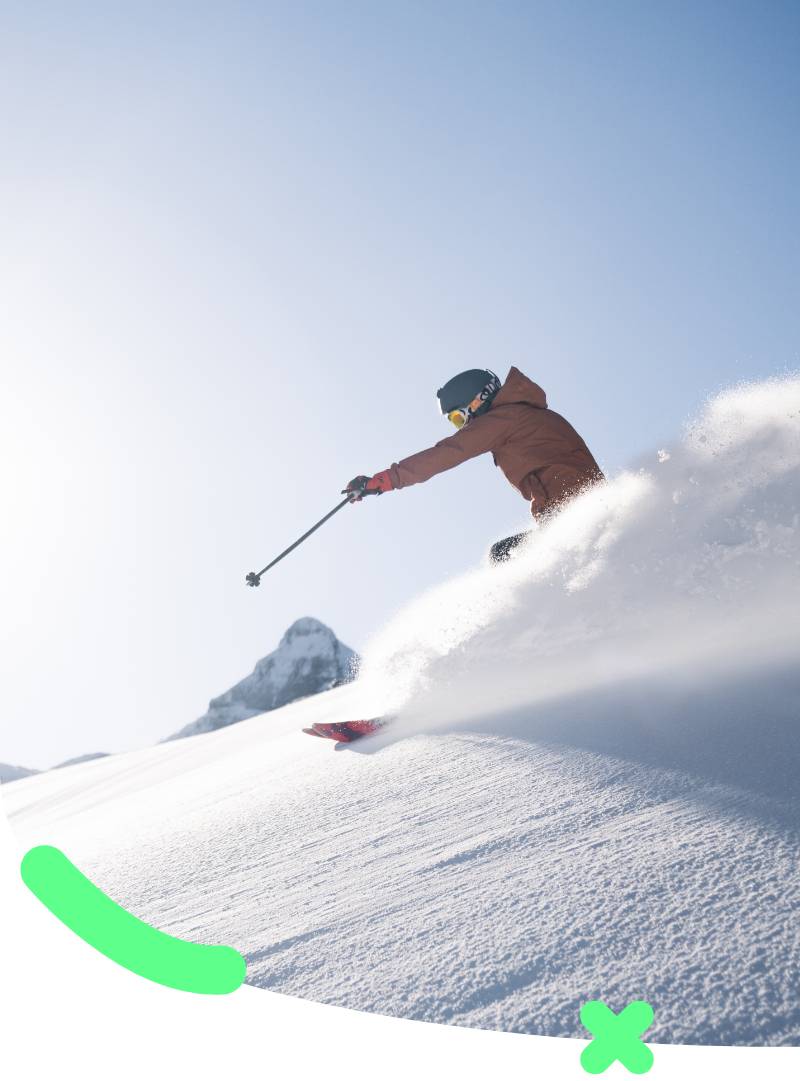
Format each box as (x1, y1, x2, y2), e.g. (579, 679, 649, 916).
(169, 617, 359, 740)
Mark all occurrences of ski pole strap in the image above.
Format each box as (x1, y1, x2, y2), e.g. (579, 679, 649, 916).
(245, 495, 352, 587)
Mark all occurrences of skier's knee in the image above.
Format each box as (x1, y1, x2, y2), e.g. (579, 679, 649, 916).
(489, 532, 528, 564)
(489, 539, 510, 564)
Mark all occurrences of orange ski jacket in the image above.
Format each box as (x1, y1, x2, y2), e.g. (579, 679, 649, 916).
(387, 367, 604, 516)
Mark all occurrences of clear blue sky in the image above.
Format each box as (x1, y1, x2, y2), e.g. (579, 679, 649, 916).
(2, 1, 798, 767)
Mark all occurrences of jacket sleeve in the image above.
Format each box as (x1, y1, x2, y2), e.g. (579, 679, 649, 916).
(387, 413, 506, 490)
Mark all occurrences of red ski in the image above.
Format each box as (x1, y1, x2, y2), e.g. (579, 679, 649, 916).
(302, 719, 390, 743)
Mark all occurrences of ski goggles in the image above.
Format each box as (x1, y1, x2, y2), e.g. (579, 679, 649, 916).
(446, 394, 484, 429)
(447, 407, 469, 429)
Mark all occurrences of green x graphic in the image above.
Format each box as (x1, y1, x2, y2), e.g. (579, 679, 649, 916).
(580, 1000, 654, 1074)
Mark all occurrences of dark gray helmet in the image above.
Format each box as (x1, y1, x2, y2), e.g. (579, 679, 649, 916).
(437, 369, 502, 416)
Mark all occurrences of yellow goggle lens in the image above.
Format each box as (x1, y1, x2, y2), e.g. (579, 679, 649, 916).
(448, 393, 485, 429)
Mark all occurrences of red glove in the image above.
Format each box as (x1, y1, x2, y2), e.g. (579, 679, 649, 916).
(344, 470, 394, 502)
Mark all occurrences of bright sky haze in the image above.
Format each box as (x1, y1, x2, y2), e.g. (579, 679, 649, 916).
(2, 2, 798, 767)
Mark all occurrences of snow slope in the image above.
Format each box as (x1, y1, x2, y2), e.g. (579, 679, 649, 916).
(4, 377, 799, 1045)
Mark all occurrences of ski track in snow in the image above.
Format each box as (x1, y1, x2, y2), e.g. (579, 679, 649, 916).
(4, 376, 800, 1045)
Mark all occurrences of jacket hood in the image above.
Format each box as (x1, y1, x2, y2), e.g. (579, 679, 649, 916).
(493, 367, 547, 410)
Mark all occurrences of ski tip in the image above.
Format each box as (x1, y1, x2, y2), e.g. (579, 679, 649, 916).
(301, 719, 391, 743)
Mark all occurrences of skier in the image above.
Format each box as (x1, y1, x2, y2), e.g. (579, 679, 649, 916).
(345, 367, 604, 562)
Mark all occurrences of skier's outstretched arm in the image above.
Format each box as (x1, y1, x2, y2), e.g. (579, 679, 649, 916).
(344, 413, 507, 500)
(390, 414, 505, 488)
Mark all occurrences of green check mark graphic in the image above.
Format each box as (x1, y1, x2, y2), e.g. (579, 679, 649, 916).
(21, 845, 246, 994)
(580, 1000, 654, 1074)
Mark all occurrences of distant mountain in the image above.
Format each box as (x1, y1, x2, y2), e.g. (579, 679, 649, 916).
(0, 754, 110, 784)
(0, 763, 39, 784)
(168, 617, 359, 740)
(55, 752, 110, 770)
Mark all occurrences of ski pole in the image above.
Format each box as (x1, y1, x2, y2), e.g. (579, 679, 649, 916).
(245, 495, 352, 587)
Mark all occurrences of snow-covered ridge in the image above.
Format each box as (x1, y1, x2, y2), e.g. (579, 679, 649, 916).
(1, 754, 111, 785)
(0, 763, 39, 784)
(168, 617, 359, 740)
(55, 753, 110, 770)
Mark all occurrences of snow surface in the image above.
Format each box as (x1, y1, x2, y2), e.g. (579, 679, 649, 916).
(4, 377, 800, 1045)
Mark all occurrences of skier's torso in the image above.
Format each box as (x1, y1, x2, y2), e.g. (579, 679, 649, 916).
(388, 367, 604, 515)
(488, 398, 604, 510)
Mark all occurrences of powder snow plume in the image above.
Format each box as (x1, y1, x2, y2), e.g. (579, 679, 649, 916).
(354, 376, 800, 794)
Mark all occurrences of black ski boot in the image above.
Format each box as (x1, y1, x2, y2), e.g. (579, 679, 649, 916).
(489, 531, 531, 564)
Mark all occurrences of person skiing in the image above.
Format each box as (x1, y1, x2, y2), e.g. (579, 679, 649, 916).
(345, 367, 604, 562)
